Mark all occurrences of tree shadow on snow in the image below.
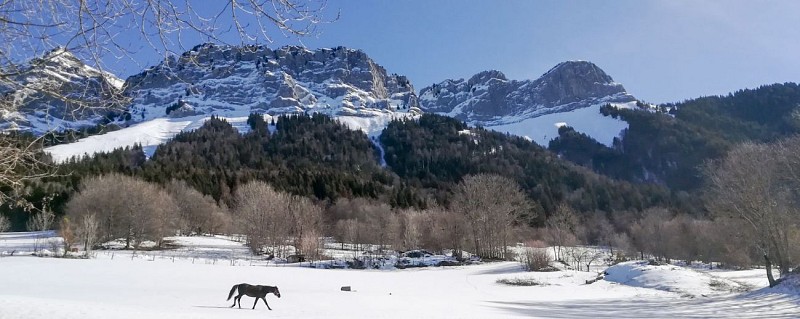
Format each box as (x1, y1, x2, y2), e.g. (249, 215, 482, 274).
(470, 263, 525, 275)
(488, 292, 800, 318)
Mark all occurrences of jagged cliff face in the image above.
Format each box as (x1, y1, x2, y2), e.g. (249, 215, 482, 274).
(0, 48, 125, 133)
(124, 44, 420, 122)
(418, 61, 636, 126)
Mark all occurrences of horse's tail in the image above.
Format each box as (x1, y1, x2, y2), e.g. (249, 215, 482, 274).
(227, 284, 239, 301)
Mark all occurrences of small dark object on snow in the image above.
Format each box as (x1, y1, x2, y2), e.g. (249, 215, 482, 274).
(287, 254, 305, 263)
(341, 286, 352, 292)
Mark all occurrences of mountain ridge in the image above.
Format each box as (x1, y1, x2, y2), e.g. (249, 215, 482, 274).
(0, 44, 644, 161)
(0, 47, 125, 134)
(418, 60, 636, 126)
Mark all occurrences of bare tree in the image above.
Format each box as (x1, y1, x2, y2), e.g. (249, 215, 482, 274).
(0, 214, 10, 232)
(327, 198, 393, 251)
(65, 174, 179, 249)
(59, 216, 76, 257)
(25, 209, 55, 252)
(0, 138, 52, 208)
(610, 232, 633, 261)
(705, 141, 800, 287)
(234, 180, 324, 258)
(146, 189, 181, 248)
(166, 180, 231, 235)
(74, 213, 99, 255)
(628, 207, 673, 262)
(233, 181, 288, 254)
(207, 203, 233, 235)
(0, 0, 334, 208)
(581, 213, 615, 253)
(544, 203, 578, 262)
(26, 209, 55, 232)
(563, 246, 605, 272)
(430, 207, 468, 259)
(287, 194, 323, 256)
(334, 219, 360, 251)
(391, 208, 424, 251)
(451, 174, 532, 260)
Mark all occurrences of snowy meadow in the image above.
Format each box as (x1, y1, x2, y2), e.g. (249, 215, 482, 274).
(1, 232, 799, 319)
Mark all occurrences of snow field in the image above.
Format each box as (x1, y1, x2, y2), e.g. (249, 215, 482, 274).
(1, 232, 799, 318)
(488, 102, 635, 147)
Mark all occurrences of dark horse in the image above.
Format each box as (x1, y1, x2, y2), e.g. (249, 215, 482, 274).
(227, 283, 281, 310)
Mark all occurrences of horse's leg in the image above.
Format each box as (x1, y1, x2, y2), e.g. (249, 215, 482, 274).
(236, 294, 243, 308)
(262, 297, 272, 310)
(252, 297, 258, 309)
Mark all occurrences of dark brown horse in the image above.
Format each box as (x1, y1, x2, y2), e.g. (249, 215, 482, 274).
(227, 283, 281, 310)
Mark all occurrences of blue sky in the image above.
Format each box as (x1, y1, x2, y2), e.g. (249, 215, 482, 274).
(108, 0, 800, 104)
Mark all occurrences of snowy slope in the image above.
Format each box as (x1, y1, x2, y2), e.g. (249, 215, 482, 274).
(43, 112, 416, 163)
(44, 116, 243, 162)
(604, 261, 754, 297)
(488, 101, 636, 147)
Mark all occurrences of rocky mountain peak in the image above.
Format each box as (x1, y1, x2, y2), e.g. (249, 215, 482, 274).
(541, 60, 614, 83)
(0, 47, 125, 133)
(124, 44, 419, 126)
(533, 60, 626, 107)
(419, 61, 635, 126)
(468, 70, 507, 85)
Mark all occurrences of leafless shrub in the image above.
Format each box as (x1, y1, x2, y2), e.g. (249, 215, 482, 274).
(496, 277, 548, 286)
(520, 248, 552, 272)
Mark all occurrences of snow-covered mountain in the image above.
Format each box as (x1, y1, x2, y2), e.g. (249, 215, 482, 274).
(0, 47, 125, 133)
(3, 45, 643, 160)
(419, 61, 635, 125)
(124, 43, 420, 123)
(44, 44, 422, 161)
(419, 61, 638, 146)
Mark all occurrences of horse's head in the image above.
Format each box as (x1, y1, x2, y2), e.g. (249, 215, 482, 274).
(273, 286, 281, 298)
